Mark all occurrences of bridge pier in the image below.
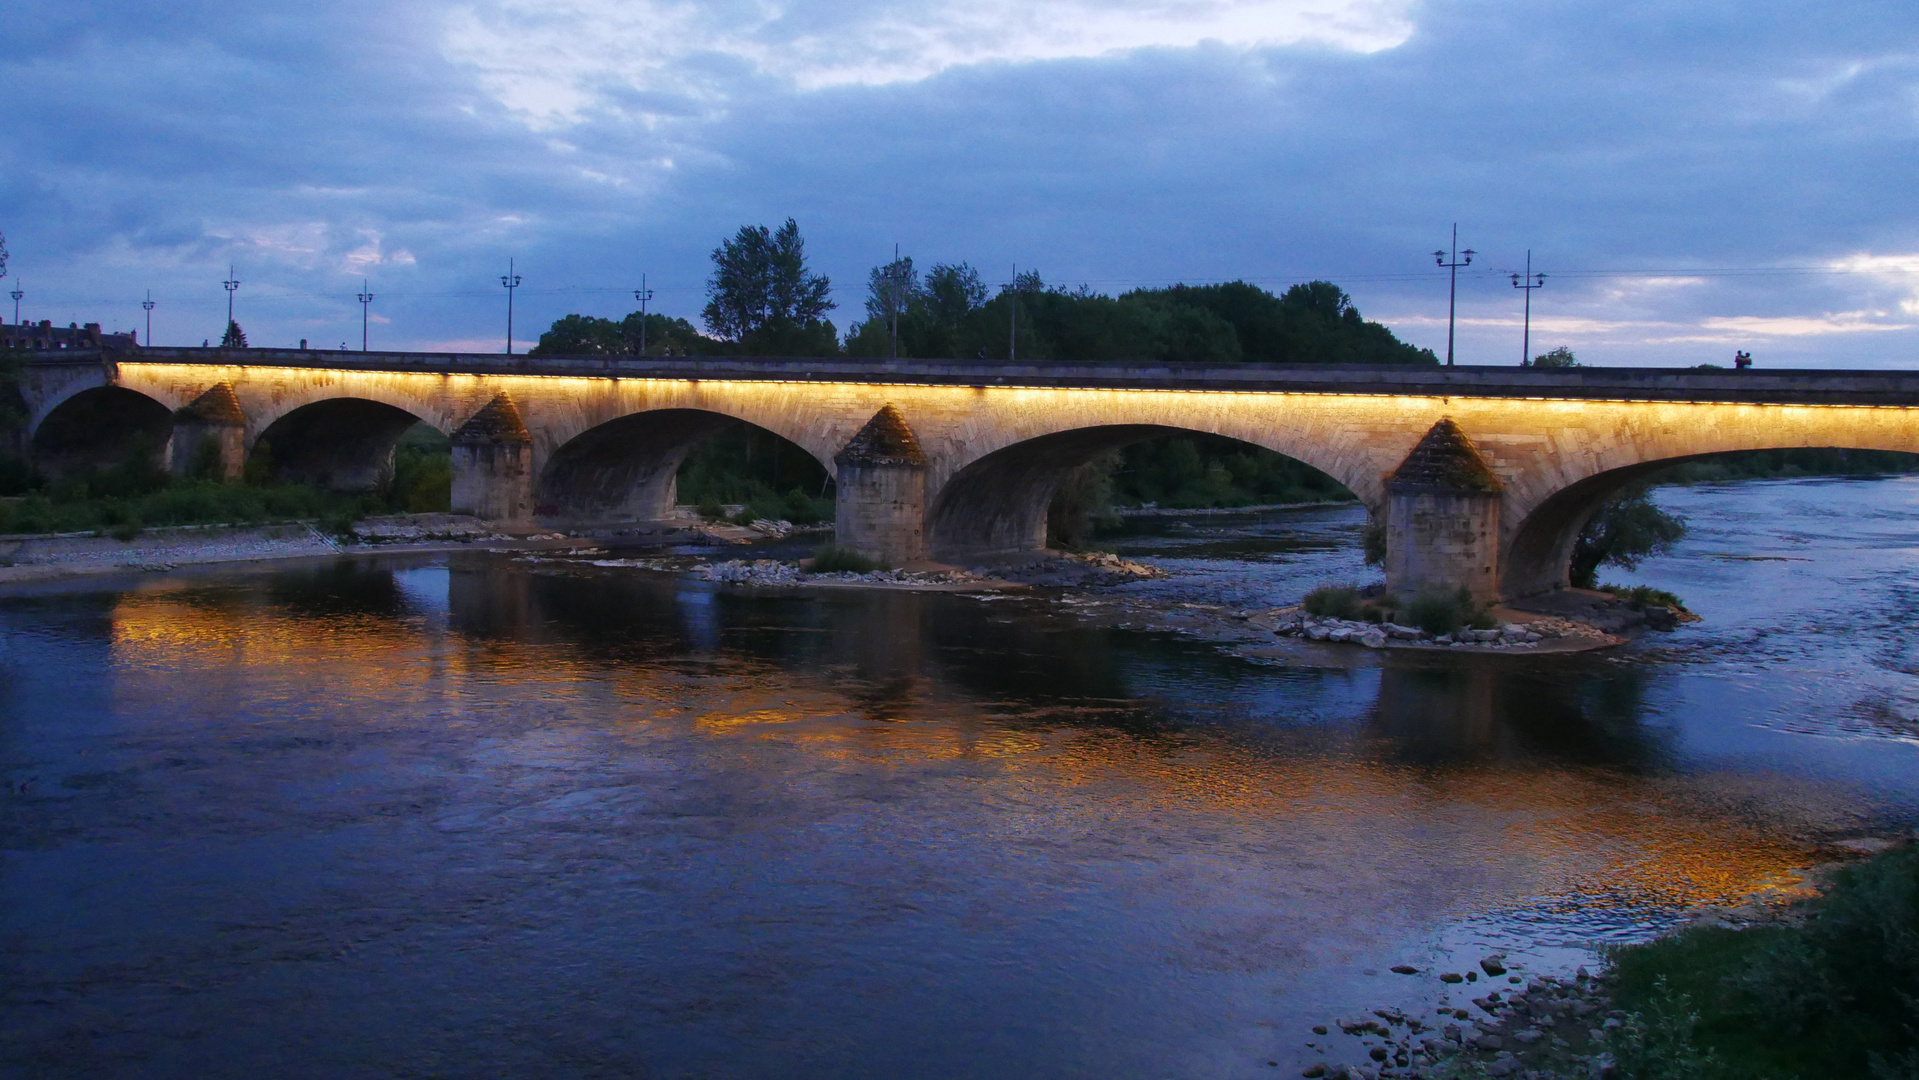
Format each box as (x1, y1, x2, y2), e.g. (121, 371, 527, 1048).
(833, 405, 927, 566)
(450, 394, 534, 528)
(168, 383, 246, 482)
(1382, 419, 1503, 604)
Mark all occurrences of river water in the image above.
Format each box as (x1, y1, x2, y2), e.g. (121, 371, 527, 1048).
(2, 477, 1915, 1079)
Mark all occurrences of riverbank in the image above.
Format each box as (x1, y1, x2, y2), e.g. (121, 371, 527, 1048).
(1298, 838, 1917, 1080)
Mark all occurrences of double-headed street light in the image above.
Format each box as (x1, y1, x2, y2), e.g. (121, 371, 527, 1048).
(501, 259, 522, 355)
(1512, 251, 1545, 366)
(1434, 225, 1475, 366)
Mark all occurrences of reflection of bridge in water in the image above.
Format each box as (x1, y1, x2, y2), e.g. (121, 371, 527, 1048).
(23, 347, 1919, 601)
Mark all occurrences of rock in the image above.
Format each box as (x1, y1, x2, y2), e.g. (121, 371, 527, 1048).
(1329, 628, 1354, 643)
(1440, 972, 1464, 983)
(1360, 631, 1387, 648)
(1382, 622, 1422, 639)
(1307, 626, 1331, 641)
(1303, 1065, 1327, 1078)
(1512, 1029, 1544, 1046)
(1484, 1061, 1516, 1078)
(1480, 956, 1508, 976)
(1434, 634, 1453, 645)
(1642, 606, 1678, 631)
(1370, 1047, 1388, 1061)
(1313, 1025, 1329, 1035)
(1601, 1018, 1622, 1031)
(1474, 1034, 1504, 1051)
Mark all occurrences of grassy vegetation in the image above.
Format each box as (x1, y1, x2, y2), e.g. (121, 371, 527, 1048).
(1300, 583, 1495, 635)
(0, 422, 452, 538)
(807, 544, 879, 573)
(1601, 583, 1692, 614)
(1603, 843, 1919, 1080)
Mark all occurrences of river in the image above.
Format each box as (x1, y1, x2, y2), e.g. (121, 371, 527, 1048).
(2, 476, 1915, 1079)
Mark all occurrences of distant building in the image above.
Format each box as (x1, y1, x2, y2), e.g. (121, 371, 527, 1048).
(2, 319, 139, 352)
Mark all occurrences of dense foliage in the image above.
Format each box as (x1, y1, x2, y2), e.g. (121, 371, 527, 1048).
(0, 422, 450, 537)
(674, 421, 833, 525)
(1605, 842, 1919, 1079)
(846, 271, 1437, 365)
(528, 312, 723, 358)
(1570, 485, 1689, 588)
(702, 218, 838, 355)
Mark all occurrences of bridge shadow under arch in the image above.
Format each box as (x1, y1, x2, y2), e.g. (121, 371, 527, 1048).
(1502, 445, 1919, 599)
(928, 425, 1353, 559)
(250, 397, 431, 492)
(537, 409, 835, 525)
(31, 386, 174, 479)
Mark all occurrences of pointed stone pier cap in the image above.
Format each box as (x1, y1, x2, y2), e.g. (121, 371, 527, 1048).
(835, 404, 926, 467)
(176, 382, 246, 427)
(453, 393, 532, 445)
(1385, 417, 1502, 494)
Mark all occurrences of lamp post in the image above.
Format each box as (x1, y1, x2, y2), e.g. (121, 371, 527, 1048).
(1009, 264, 1018, 362)
(10, 283, 22, 326)
(142, 290, 155, 345)
(1511, 251, 1545, 366)
(1433, 225, 1475, 366)
(500, 259, 521, 355)
(633, 274, 653, 355)
(222, 265, 241, 333)
(356, 280, 374, 352)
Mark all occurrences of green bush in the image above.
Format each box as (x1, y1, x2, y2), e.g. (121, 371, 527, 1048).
(809, 544, 878, 573)
(1606, 843, 1919, 1079)
(1302, 584, 1362, 619)
(1602, 583, 1691, 614)
(1404, 586, 1492, 636)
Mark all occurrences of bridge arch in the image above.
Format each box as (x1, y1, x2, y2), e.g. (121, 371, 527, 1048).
(249, 397, 433, 492)
(1499, 434, 1919, 599)
(30, 386, 174, 480)
(536, 408, 836, 525)
(926, 424, 1356, 558)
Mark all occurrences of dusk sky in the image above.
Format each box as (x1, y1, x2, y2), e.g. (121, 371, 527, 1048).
(3, 0, 1915, 367)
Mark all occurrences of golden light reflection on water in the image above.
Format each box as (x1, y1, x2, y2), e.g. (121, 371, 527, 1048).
(103, 569, 1823, 926)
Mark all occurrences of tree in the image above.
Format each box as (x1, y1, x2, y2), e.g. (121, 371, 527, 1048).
(702, 218, 836, 354)
(1527, 346, 1579, 368)
(220, 320, 248, 348)
(527, 312, 722, 358)
(1570, 485, 1686, 587)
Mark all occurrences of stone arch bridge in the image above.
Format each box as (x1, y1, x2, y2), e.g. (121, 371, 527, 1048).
(18, 347, 1919, 601)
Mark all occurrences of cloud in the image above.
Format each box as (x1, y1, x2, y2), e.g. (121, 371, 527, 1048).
(3, 0, 1918, 366)
(440, 0, 1416, 126)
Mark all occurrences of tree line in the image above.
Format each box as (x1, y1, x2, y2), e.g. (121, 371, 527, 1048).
(530, 218, 1438, 366)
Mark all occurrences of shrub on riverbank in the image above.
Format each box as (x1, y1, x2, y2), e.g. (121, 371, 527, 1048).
(1604, 842, 1919, 1079)
(1601, 583, 1692, 615)
(808, 544, 878, 573)
(1404, 587, 1495, 636)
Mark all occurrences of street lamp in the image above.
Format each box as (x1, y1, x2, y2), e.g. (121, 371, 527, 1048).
(633, 274, 653, 355)
(1433, 225, 1475, 367)
(142, 290, 155, 346)
(222, 265, 241, 331)
(10, 283, 22, 326)
(1511, 251, 1545, 366)
(500, 259, 521, 355)
(356, 280, 374, 352)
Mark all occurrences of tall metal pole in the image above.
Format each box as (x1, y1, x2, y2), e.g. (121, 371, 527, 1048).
(1433, 224, 1474, 366)
(223, 265, 241, 332)
(142, 290, 155, 345)
(500, 258, 521, 355)
(1009, 264, 1017, 362)
(633, 274, 653, 355)
(356, 280, 374, 352)
(12, 283, 23, 325)
(1511, 251, 1545, 366)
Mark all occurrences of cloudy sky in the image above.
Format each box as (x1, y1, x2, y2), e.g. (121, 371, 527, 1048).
(2, 0, 1915, 367)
